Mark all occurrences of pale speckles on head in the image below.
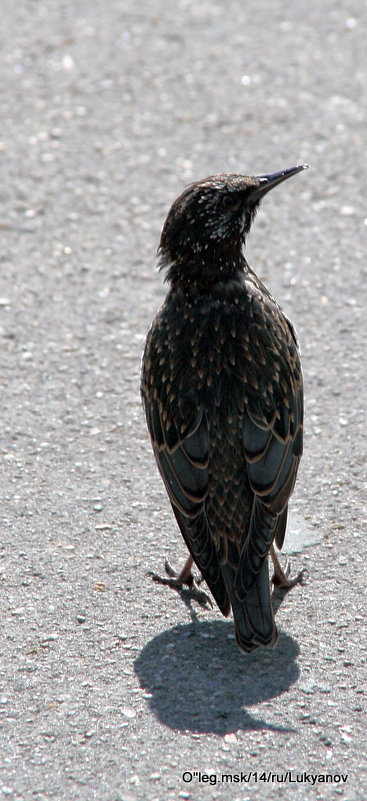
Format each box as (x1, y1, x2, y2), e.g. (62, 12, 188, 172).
(158, 173, 262, 283)
(157, 166, 308, 290)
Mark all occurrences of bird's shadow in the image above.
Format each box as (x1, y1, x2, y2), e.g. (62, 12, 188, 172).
(134, 617, 300, 735)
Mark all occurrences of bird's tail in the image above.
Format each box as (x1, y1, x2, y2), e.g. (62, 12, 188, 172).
(222, 558, 277, 653)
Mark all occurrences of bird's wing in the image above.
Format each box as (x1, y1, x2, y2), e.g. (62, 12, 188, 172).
(235, 316, 303, 601)
(143, 395, 230, 615)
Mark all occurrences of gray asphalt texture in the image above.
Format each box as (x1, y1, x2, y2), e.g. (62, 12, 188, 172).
(1, 1, 366, 800)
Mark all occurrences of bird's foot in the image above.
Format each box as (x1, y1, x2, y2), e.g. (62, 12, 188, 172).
(272, 560, 308, 591)
(270, 547, 308, 615)
(270, 546, 308, 592)
(148, 558, 213, 608)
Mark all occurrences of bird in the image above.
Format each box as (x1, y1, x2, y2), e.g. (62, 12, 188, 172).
(141, 164, 308, 652)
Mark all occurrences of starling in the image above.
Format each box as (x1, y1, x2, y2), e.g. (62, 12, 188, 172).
(141, 165, 308, 652)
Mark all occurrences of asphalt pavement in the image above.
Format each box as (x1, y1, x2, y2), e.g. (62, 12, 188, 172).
(0, 1, 366, 799)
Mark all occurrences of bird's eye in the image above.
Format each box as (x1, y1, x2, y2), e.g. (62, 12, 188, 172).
(231, 198, 242, 211)
(222, 196, 241, 212)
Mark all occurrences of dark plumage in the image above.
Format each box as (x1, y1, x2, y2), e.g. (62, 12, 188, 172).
(141, 165, 308, 652)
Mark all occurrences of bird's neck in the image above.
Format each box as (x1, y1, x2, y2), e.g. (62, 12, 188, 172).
(162, 243, 248, 293)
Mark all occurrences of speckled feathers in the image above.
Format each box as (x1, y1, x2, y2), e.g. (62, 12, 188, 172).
(141, 167, 306, 651)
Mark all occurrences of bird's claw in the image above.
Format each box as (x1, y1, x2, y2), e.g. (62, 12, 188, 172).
(162, 559, 178, 579)
(147, 560, 213, 608)
(270, 551, 308, 614)
(271, 555, 308, 591)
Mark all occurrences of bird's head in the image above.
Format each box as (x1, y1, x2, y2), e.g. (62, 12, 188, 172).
(158, 165, 308, 288)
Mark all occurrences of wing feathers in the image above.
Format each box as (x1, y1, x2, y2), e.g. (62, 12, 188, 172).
(142, 294, 303, 652)
(238, 375, 303, 599)
(147, 399, 230, 613)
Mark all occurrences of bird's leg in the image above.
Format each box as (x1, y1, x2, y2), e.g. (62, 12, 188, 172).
(148, 555, 212, 607)
(164, 554, 195, 583)
(270, 545, 307, 591)
(270, 545, 308, 616)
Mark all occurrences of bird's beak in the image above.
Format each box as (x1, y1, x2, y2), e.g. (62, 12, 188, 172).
(249, 163, 309, 203)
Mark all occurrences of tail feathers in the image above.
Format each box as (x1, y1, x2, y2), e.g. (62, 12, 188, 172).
(223, 559, 277, 653)
(171, 505, 231, 616)
(234, 499, 278, 600)
(274, 506, 288, 550)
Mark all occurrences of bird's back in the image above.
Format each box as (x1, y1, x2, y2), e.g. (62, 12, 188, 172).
(142, 271, 302, 650)
(142, 166, 306, 652)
